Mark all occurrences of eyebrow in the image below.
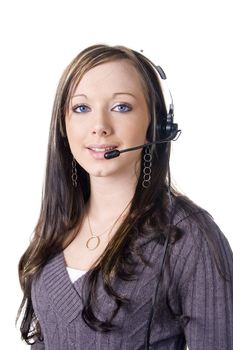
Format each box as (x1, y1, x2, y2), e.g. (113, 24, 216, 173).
(71, 92, 137, 99)
(71, 94, 88, 99)
(112, 92, 137, 99)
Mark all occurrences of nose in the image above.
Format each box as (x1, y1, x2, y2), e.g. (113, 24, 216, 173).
(91, 110, 112, 137)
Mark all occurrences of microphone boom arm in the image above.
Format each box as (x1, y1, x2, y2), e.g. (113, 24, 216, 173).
(104, 130, 181, 160)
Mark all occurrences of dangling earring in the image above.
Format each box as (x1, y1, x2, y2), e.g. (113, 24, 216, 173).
(142, 147, 152, 188)
(71, 156, 78, 187)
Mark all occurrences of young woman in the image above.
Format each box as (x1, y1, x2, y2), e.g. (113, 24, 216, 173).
(17, 44, 233, 349)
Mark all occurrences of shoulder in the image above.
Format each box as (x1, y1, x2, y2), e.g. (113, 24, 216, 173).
(169, 196, 233, 284)
(171, 195, 228, 252)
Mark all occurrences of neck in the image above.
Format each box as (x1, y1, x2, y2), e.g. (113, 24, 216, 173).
(87, 174, 138, 222)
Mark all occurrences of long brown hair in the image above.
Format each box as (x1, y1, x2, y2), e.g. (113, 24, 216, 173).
(17, 44, 228, 343)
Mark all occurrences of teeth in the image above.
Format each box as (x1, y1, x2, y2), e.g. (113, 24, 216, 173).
(90, 147, 115, 152)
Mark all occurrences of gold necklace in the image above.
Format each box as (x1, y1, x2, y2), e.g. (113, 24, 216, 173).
(86, 202, 131, 251)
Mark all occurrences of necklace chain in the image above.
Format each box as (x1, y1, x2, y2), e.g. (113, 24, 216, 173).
(86, 201, 131, 251)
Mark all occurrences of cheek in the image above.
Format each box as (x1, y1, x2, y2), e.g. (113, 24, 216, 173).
(65, 119, 81, 152)
(127, 121, 149, 143)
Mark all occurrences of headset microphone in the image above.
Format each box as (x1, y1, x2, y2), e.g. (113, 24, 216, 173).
(104, 129, 181, 160)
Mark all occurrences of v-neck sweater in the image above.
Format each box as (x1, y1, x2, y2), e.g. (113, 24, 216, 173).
(31, 215, 233, 350)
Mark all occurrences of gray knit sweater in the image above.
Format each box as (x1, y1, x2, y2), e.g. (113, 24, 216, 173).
(31, 214, 233, 349)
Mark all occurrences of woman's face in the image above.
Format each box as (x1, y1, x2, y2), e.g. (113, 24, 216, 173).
(65, 59, 150, 181)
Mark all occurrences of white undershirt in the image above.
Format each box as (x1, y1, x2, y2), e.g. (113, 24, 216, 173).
(66, 266, 87, 283)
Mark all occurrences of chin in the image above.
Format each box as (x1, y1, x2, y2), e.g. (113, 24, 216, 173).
(90, 170, 117, 178)
(86, 159, 139, 180)
(91, 170, 107, 177)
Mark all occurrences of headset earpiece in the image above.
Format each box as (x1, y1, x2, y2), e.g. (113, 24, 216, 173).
(154, 66, 179, 141)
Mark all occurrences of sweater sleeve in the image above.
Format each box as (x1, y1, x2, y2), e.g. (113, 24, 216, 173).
(179, 221, 233, 350)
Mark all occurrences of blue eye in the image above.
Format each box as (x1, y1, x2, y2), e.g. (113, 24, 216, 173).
(112, 104, 132, 112)
(72, 104, 91, 113)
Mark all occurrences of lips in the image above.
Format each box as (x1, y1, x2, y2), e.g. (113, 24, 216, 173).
(87, 144, 118, 160)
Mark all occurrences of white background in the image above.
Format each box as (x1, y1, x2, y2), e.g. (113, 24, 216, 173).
(0, 0, 232, 348)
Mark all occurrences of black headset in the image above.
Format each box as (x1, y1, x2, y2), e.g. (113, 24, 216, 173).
(154, 65, 179, 142)
(104, 62, 181, 161)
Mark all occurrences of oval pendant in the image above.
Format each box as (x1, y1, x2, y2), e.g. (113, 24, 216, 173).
(86, 236, 100, 250)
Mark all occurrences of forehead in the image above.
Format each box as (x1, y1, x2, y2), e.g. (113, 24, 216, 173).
(73, 59, 146, 96)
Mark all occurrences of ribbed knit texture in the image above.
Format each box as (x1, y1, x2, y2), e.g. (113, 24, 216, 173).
(31, 214, 233, 349)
